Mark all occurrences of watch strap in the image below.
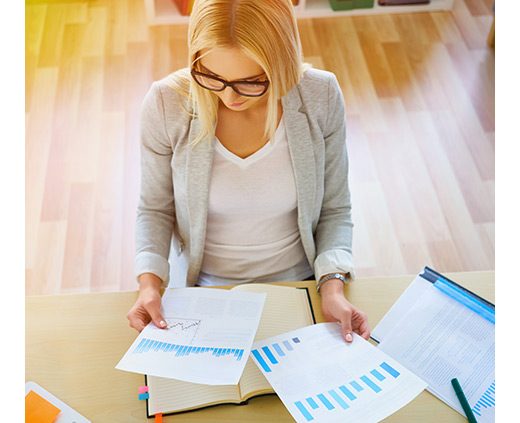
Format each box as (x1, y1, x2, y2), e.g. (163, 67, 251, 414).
(317, 272, 349, 292)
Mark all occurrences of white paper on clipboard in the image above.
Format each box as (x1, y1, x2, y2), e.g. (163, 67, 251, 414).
(372, 269, 495, 422)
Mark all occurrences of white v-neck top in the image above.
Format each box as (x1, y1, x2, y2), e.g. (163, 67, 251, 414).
(199, 116, 313, 286)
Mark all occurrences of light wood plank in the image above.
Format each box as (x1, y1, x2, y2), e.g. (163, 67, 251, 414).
(81, 6, 107, 57)
(370, 14, 401, 43)
(106, 0, 129, 56)
(382, 41, 427, 111)
(26, 68, 59, 270)
(339, 20, 387, 131)
(90, 113, 126, 292)
(354, 16, 399, 99)
(37, 4, 67, 67)
(408, 111, 492, 270)
(68, 56, 103, 183)
(298, 18, 323, 57)
(26, 4, 47, 111)
(61, 183, 96, 293)
(464, 0, 493, 16)
(127, 0, 149, 43)
(431, 11, 466, 44)
(355, 179, 408, 276)
(452, 0, 489, 49)
(29, 221, 67, 295)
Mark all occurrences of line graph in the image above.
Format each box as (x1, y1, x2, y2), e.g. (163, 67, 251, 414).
(151, 317, 201, 342)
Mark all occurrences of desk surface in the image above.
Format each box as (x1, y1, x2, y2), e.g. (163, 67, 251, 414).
(26, 271, 494, 422)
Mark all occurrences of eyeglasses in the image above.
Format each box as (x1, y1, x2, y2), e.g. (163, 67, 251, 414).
(190, 68, 270, 97)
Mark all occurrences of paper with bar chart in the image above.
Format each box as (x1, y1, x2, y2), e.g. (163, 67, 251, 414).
(116, 288, 266, 385)
(251, 323, 427, 423)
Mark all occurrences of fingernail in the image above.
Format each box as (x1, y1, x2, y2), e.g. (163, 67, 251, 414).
(345, 333, 353, 342)
(160, 320, 166, 328)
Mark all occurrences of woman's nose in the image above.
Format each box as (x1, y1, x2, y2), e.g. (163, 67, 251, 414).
(222, 86, 241, 102)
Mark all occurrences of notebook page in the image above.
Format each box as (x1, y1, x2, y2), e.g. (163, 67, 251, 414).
(232, 284, 314, 396)
(147, 376, 240, 415)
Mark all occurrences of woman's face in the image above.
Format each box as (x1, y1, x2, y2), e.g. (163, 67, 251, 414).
(196, 47, 269, 112)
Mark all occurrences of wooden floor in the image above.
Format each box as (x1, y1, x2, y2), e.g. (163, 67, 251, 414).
(25, 0, 494, 295)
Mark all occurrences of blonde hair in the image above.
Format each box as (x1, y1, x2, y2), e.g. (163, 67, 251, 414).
(166, 0, 311, 145)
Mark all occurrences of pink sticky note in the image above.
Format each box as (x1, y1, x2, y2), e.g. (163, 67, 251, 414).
(138, 386, 149, 394)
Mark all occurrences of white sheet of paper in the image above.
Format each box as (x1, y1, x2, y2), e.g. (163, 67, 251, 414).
(251, 323, 427, 423)
(116, 288, 266, 385)
(375, 275, 495, 422)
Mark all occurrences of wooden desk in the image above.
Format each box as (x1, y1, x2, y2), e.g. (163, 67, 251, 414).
(26, 271, 494, 422)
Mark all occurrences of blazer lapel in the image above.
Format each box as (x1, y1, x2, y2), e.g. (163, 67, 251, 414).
(283, 88, 317, 241)
(186, 117, 214, 279)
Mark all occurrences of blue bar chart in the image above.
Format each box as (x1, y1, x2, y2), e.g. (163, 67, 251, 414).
(251, 337, 301, 372)
(132, 337, 244, 361)
(472, 381, 495, 417)
(292, 361, 401, 422)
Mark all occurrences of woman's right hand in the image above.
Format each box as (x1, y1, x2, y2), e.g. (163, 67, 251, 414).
(126, 274, 168, 332)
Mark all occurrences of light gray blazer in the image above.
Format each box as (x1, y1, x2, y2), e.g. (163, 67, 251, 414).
(135, 67, 354, 288)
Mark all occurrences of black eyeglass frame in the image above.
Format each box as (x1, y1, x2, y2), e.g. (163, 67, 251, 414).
(190, 68, 270, 97)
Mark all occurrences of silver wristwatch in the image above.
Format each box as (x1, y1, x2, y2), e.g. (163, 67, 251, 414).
(317, 273, 349, 292)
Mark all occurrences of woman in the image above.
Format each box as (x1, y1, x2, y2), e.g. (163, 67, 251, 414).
(127, 0, 370, 343)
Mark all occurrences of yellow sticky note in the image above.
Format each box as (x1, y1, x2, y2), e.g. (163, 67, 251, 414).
(25, 390, 61, 423)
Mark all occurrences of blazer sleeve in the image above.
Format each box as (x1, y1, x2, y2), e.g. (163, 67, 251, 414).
(313, 74, 355, 282)
(134, 82, 175, 286)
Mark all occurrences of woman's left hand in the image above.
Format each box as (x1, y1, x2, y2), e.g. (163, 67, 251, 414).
(320, 279, 371, 343)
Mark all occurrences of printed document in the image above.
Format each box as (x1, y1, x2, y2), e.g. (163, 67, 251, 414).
(374, 274, 495, 422)
(116, 288, 266, 385)
(251, 323, 427, 423)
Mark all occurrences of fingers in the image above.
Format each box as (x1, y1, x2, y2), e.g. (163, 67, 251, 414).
(126, 314, 143, 332)
(339, 306, 371, 343)
(126, 308, 149, 332)
(145, 301, 167, 329)
(130, 319, 146, 332)
(358, 320, 371, 340)
(127, 312, 162, 332)
(126, 293, 167, 333)
(339, 311, 354, 343)
(351, 313, 371, 340)
(321, 296, 355, 343)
